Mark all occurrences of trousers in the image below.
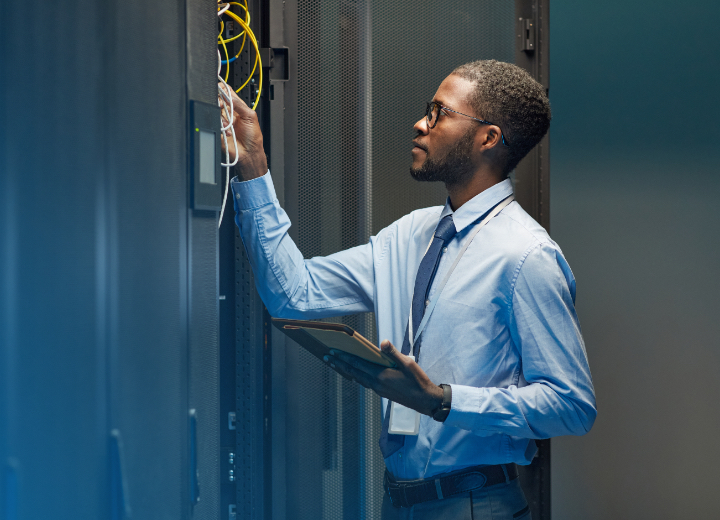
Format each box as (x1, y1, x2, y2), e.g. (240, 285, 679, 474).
(380, 477, 532, 520)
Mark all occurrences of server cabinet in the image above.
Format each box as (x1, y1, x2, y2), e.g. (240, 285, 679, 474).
(216, 4, 274, 520)
(187, 2, 224, 519)
(223, 1, 550, 518)
(0, 1, 221, 519)
(513, 2, 551, 516)
(0, 4, 111, 517)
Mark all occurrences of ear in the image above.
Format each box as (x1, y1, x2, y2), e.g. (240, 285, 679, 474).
(474, 124, 503, 151)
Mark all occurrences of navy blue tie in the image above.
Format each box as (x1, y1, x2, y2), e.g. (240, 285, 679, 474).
(379, 214, 457, 459)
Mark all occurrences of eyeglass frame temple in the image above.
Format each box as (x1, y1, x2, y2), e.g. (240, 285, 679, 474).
(425, 101, 510, 147)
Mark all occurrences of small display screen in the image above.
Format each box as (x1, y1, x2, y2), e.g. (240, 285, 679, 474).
(199, 130, 216, 185)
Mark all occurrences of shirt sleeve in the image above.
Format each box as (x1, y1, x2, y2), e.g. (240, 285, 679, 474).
(231, 172, 376, 319)
(444, 242, 597, 439)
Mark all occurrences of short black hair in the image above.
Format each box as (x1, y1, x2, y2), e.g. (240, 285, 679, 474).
(451, 60, 551, 176)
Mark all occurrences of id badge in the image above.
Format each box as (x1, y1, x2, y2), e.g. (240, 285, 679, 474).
(387, 357, 420, 436)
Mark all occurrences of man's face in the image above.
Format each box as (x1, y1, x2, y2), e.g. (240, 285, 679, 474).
(410, 75, 479, 187)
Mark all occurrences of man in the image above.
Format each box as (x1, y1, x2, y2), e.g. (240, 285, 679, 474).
(223, 60, 596, 519)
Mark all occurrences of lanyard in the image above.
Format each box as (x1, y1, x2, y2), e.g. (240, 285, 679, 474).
(408, 195, 515, 356)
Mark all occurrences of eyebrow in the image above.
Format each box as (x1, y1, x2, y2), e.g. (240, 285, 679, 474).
(433, 99, 458, 115)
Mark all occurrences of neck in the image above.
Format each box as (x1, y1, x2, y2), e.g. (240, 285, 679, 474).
(447, 172, 504, 211)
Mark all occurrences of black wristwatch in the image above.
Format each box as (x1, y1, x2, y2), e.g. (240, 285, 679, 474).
(431, 384, 452, 422)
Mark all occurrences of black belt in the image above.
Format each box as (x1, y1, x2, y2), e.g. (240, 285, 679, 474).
(384, 463, 519, 509)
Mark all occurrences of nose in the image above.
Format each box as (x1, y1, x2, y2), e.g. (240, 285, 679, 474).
(413, 116, 429, 135)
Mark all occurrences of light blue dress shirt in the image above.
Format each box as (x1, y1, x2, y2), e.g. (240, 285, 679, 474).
(231, 172, 596, 480)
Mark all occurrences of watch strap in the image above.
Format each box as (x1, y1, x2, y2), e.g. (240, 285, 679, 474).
(432, 384, 452, 422)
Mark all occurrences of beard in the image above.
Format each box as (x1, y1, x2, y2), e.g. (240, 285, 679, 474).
(410, 128, 476, 188)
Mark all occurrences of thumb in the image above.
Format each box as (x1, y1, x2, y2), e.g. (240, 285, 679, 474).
(228, 87, 253, 118)
(380, 340, 412, 370)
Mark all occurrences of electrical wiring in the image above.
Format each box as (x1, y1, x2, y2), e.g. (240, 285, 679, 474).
(216, 0, 262, 228)
(218, 55, 238, 229)
(222, 9, 262, 106)
(219, 25, 247, 65)
(217, 0, 261, 106)
(217, 2, 230, 16)
(219, 24, 230, 83)
(219, 2, 249, 45)
(218, 5, 248, 74)
(218, 2, 250, 68)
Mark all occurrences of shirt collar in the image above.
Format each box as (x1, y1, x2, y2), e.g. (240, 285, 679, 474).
(438, 178, 514, 233)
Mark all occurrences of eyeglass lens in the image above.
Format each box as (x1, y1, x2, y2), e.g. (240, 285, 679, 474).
(426, 102, 439, 127)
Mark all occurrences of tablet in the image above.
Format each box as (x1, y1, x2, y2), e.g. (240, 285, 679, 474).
(271, 318, 396, 368)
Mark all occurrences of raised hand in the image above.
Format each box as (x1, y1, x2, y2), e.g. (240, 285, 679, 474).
(218, 83, 268, 181)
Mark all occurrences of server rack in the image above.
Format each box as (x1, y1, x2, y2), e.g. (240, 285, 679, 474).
(220, 1, 550, 518)
(1, 1, 222, 519)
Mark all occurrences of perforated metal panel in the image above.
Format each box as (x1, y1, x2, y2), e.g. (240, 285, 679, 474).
(234, 244, 268, 519)
(0, 3, 110, 518)
(370, 2, 515, 230)
(108, 0, 192, 518)
(287, 1, 517, 519)
(186, 2, 223, 519)
(1, 0, 222, 518)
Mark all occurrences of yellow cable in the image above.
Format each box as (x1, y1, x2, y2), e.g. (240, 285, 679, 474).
(218, 2, 249, 62)
(219, 28, 246, 45)
(223, 9, 262, 110)
(237, 31, 248, 59)
(225, 16, 258, 88)
(218, 2, 262, 110)
(219, 26, 230, 82)
(221, 27, 247, 61)
(218, 2, 249, 44)
(217, 21, 232, 82)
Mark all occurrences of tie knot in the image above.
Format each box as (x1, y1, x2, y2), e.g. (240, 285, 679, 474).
(434, 215, 456, 243)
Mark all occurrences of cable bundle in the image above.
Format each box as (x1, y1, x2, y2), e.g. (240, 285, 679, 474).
(217, 1, 263, 228)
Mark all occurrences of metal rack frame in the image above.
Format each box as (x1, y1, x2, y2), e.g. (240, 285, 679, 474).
(222, 1, 552, 518)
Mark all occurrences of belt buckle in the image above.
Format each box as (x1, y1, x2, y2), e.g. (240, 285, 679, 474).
(456, 471, 487, 492)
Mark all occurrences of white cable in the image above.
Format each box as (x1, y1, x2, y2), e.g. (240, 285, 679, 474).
(217, 46, 240, 228)
(218, 129, 231, 229)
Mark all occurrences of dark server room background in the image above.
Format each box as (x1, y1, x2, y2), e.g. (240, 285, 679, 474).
(1, 0, 719, 519)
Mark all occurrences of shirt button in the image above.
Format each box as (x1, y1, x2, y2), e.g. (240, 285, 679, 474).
(399, 453, 402, 458)
(425, 300, 430, 306)
(442, 247, 448, 253)
(236, 193, 241, 199)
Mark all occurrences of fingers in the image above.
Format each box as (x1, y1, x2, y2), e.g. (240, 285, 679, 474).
(323, 353, 373, 388)
(330, 350, 384, 377)
(217, 82, 251, 118)
(380, 340, 413, 370)
(216, 81, 267, 179)
(229, 87, 249, 111)
(223, 86, 253, 119)
(217, 82, 234, 111)
(324, 345, 439, 414)
(380, 339, 397, 355)
(220, 108, 231, 129)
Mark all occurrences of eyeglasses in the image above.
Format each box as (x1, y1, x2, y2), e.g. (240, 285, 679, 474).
(425, 101, 510, 147)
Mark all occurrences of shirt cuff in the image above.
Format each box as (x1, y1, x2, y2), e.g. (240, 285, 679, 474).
(230, 170, 276, 210)
(443, 384, 483, 431)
